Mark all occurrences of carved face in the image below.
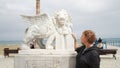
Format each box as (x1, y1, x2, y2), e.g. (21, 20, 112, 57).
(56, 13, 66, 26)
(55, 10, 68, 26)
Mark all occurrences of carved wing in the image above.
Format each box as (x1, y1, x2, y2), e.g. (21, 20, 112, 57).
(21, 13, 50, 25)
(23, 13, 56, 46)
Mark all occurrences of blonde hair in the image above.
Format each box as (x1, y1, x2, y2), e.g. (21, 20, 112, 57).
(83, 30, 96, 44)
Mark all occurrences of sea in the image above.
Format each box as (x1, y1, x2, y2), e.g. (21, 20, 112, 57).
(0, 40, 23, 45)
(0, 38, 120, 47)
(102, 38, 120, 47)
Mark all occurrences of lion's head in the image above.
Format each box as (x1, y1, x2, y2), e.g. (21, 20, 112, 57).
(53, 9, 72, 28)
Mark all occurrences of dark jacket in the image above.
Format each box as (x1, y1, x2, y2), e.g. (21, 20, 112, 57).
(75, 45, 100, 68)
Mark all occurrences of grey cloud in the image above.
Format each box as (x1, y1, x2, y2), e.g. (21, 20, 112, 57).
(0, 0, 120, 41)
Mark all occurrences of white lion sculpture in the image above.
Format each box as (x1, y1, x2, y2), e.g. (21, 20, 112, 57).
(21, 9, 74, 51)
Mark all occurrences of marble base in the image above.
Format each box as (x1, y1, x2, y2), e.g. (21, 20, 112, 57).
(14, 49, 76, 68)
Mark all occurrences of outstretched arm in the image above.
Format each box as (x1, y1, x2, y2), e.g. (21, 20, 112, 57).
(72, 33, 80, 49)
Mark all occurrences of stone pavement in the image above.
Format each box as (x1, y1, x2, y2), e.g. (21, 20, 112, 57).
(0, 45, 120, 68)
(0, 56, 14, 68)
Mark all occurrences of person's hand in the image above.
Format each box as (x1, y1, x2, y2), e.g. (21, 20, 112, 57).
(71, 33, 77, 42)
(72, 33, 80, 49)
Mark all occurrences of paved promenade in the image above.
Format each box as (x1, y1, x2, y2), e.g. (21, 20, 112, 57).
(0, 45, 120, 68)
(100, 45, 120, 68)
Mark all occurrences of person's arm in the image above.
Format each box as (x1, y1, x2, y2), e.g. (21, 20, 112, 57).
(72, 34, 80, 49)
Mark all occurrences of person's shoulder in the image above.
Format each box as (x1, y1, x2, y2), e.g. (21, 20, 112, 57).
(76, 45, 85, 50)
(89, 49, 99, 56)
(75, 45, 85, 53)
(88, 46, 99, 54)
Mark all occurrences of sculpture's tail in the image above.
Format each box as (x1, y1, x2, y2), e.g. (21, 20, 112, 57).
(35, 38, 45, 49)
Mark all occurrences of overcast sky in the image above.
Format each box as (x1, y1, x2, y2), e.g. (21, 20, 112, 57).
(0, 0, 120, 41)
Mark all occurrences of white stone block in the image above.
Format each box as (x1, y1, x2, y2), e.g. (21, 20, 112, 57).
(14, 49, 76, 68)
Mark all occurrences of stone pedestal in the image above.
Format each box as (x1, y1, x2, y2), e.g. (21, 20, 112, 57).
(14, 49, 76, 68)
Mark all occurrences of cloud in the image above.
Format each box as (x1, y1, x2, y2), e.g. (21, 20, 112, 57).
(6, 3, 31, 11)
(0, 0, 36, 15)
(0, 0, 120, 41)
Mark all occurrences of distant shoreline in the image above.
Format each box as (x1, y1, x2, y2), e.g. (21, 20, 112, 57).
(0, 40, 23, 45)
(0, 38, 120, 46)
(0, 44, 21, 46)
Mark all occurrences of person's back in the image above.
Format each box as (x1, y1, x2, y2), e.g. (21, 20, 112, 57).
(75, 45, 100, 68)
(98, 38, 102, 43)
(97, 38, 103, 49)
